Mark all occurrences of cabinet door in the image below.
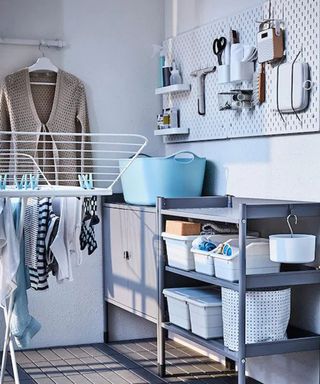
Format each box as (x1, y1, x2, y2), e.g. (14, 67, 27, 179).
(103, 207, 158, 321)
(126, 209, 158, 320)
(104, 207, 131, 309)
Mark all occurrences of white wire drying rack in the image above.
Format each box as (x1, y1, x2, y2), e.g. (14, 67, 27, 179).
(0, 130, 148, 384)
(0, 131, 148, 197)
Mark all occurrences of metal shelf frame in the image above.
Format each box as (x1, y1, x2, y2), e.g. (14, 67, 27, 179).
(156, 196, 320, 384)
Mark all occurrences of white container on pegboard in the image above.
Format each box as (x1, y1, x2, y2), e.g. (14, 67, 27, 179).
(221, 287, 291, 351)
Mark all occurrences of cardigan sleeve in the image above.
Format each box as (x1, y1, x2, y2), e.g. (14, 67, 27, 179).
(76, 83, 90, 134)
(76, 83, 90, 174)
(0, 84, 11, 153)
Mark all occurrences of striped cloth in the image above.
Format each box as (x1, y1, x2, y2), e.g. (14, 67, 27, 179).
(24, 198, 39, 269)
(29, 198, 52, 290)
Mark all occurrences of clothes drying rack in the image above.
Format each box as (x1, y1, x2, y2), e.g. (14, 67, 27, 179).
(0, 131, 148, 384)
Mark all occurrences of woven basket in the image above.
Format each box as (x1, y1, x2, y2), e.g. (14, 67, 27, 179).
(221, 288, 291, 351)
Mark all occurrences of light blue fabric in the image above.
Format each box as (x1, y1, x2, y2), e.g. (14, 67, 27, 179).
(10, 200, 41, 348)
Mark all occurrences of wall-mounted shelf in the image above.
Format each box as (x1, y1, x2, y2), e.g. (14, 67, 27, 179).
(154, 127, 189, 136)
(155, 84, 191, 95)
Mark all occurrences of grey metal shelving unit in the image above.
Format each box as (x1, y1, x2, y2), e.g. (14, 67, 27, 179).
(156, 196, 320, 384)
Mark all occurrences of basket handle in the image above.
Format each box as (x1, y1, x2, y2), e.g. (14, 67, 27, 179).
(167, 151, 199, 164)
(129, 153, 151, 159)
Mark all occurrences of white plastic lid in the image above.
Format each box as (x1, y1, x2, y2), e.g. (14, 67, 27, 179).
(190, 248, 213, 256)
(162, 232, 199, 241)
(187, 292, 222, 307)
(163, 287, 218, 301)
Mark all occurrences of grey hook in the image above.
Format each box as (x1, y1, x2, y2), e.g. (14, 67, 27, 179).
(287, 214, 298, 237)
(38, 42, 45, 57)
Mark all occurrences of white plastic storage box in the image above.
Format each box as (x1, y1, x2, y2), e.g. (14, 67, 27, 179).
(222, 287, 291, 351)
(214, 239, 280, 282)
(162, 232, 198, 271)
(188, 293, 223, 339)
(163, 287, 216, 330)
(191, 234, 236, 276)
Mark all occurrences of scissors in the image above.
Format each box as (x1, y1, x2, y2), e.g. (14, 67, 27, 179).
(213, 37, 227, 65)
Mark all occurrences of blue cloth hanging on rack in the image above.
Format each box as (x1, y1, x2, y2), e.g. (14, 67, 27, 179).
(10, 200, 41, 349)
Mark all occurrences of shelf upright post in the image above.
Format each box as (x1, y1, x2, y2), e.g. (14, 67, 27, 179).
(157, 197, 166, 377)
(238, 204, 247, 384)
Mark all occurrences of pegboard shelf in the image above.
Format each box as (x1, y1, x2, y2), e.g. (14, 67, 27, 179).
(155, 84, 191, 95)
(154, 127, 189, 136)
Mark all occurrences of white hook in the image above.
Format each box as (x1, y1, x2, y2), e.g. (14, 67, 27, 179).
(287, 214, 298, 237)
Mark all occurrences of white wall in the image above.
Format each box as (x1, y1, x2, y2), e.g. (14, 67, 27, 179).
(0, 0, 164, 348)
(165, 0, 263, 38)
(164, 1, 320, 383)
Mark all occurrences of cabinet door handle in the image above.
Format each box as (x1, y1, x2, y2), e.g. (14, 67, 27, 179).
(123, 251, 130, 260)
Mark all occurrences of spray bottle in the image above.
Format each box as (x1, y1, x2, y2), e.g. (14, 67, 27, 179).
(170, 60, 182, 85)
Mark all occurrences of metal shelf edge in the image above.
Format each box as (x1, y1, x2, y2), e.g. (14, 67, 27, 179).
(162, 323, 238, 361)
(165, 266, 239, 290)
(247, 269, 320, 288)
(160, 209, 239, 223)
(164, 323, 320, 360)
(165, 267, 320, 290)
(245, 334, 320, 357)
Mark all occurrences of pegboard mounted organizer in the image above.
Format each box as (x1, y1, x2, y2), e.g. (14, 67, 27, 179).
(161, 0, 320, 144)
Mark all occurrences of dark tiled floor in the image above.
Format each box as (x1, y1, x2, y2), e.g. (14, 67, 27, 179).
(3, 340, 261, 384)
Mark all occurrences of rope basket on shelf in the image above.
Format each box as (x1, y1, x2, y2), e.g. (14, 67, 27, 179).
(222, 287, 291, 351)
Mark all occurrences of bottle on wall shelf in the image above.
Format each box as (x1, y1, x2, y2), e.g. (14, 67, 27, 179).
(156, 107, 180, 130)
(152, 44, 166, 87)
(162, 57, 172, 87)
(170, 61, 182, 85)
(159, 47, 165, 87)
(170, 107, 180, 128)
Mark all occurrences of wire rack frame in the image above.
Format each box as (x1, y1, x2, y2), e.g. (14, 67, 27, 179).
(0, 131, 148, 198)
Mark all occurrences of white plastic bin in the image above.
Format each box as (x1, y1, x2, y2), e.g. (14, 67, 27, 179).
(192, 249, 215, 275)
(214, 239, 280, 282)
(163, 287, 216, 330)
(222, 288, 291, 351)
(269, 234, 316, 263)
(162, 232, 198, 271)
(188, 293, 223, 339)
(192, 234, 236, 276)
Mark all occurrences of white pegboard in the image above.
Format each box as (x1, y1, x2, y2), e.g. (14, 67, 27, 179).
(164, 0, 320, 143)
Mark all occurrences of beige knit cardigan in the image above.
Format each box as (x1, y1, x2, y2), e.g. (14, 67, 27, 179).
(0, 69, 90, 185)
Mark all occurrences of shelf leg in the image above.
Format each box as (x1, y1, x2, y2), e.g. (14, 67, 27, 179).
(157, 197, 166, 377)
(158, 363, 166, 378)
(103, 300, 109, 344)
(238, 204, 247, 384)
(225, 358, 235, 371)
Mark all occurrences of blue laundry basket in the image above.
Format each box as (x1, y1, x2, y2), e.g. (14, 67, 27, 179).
(119, 151, 206, 206)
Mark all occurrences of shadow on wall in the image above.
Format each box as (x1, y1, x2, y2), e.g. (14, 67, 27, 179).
(167, 136, 271, 197)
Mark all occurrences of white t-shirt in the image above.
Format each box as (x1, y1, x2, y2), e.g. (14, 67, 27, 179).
(0, 199, 20, 307)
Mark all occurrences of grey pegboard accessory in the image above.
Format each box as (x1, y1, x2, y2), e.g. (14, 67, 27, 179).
(163, 0, 320, 144)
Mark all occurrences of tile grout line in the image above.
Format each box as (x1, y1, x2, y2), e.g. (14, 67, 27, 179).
(95, 344, 169, 383)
